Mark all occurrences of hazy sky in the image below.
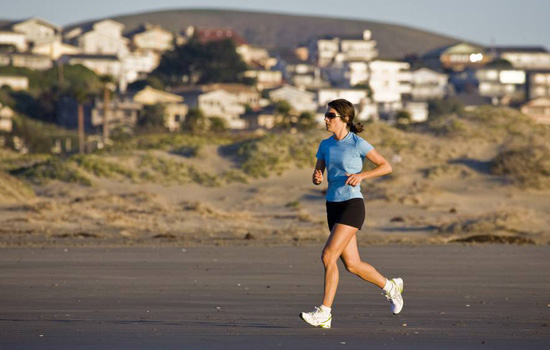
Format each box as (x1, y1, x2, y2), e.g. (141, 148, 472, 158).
(2, 0, 549, 49)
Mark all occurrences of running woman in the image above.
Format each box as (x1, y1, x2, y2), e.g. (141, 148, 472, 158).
(300, 99, 403, 329)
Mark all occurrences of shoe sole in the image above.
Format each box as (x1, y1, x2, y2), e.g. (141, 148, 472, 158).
(299, 313, 332, 329)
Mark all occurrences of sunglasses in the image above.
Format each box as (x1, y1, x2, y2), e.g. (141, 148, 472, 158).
(324, 112, 340, 119)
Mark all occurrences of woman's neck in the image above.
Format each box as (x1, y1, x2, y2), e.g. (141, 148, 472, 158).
(333, 128, 349, 141)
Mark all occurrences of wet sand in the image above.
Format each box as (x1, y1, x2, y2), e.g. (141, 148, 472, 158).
(1, 244, 549, 349)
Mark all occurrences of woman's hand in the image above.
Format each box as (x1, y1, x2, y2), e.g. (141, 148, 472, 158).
(345, 172, 364, 187)
(312, 169, 323, 185)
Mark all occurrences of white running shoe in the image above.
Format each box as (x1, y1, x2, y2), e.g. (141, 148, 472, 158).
(300, 306, 332, 328)
(383, 278, 404, 315)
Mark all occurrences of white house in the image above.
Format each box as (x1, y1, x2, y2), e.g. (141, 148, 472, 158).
(237, 44, 276, 69)
(11, 18, 61, 47)
(476, 66, 526, 104)
(121, 50, 160, 84)
(244, 69, 283, 90)
(403, 101, 429, 123)
(369, 60, 412, 105)
(410, 67, 448, 101)
(65, 19, 129, 57)
(180, 89, 246, 129)
(269, 85, 317, 112)
(202, 83, 261, 108)
(126, 23, 174, 52)
(0, 75, 29, 90)
(311, 30, 378, 67)
(527, 71, 550, 100)
(496, 47, 550, 71)
(0, 30, 27, 52)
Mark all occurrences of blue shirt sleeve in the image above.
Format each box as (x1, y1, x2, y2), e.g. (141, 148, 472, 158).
(315, 141, 325, 161)
(357, 138, 374, 157)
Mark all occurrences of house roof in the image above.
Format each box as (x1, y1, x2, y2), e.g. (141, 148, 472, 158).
(65, 19, 125, 37)
(196, 28, 247, 46)
(66, 54, 119, 61)
(125, 23, 172, 38)
(495, 46, 548, 54)
(9, 17, 62, 31)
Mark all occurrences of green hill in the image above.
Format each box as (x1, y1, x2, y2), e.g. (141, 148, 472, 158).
(67, 8, 461, 59)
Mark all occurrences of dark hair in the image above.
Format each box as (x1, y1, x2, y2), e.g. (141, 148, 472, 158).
(327, 99, 364, 133)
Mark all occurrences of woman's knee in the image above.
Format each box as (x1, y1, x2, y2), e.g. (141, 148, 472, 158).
(343, 260, 360, 275)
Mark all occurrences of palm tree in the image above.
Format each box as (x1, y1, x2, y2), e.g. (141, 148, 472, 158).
(73, 88, 88, 154)
(99, 75, 115, 145)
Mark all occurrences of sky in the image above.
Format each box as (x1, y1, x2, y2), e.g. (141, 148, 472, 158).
(2, 0, 549, 49)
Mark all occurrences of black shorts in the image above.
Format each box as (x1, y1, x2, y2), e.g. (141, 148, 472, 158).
(326, 198, 365, 232)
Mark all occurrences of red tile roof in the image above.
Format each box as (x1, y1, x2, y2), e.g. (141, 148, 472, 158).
(196, 29, 247, 46)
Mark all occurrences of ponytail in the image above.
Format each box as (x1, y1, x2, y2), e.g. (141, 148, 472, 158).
(348, 122, 364, 133)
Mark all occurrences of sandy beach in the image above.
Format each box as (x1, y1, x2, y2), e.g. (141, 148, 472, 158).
(1, 244, 549, 349)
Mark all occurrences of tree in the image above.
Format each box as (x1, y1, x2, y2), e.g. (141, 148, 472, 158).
(209, 117, 227, 133)
(297, 111, 316, 131)
(428, 98, 464, 120)
(274, 101, 293, 130)
(152, 38, 248, 87)
(182, 108, 208, 134)
(138, 104, 166, 131)
(99, 75, 115, 144)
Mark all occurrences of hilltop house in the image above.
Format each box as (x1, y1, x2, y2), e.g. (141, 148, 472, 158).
(310, 30, 378, 67)
(494, 46, 550, 71)
(59, 53, 122, 80)
(9, 18, 61, 47)
(64, 19, 129, 57)
(126, 23, 174, 52)
(131, 86, 188, 131)
(275, 52, 327, 89)
(410, 67, 449, 101)
(520, 97, 550, 124)
(0, 29, 27, 52)
(0, 75, 29, 90)
(423, 42, 491, 72)
(369, 60, 412, 105)
(201, 83, 262, 108)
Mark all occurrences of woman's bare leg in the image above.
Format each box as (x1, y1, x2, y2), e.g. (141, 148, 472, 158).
(321, 223, 358, 308)
(340, 234, 386, 288)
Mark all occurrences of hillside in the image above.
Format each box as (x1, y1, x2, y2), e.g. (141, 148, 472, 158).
(65, 9, 461, 59)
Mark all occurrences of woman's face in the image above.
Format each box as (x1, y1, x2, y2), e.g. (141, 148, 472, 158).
(324, 107, 347, 133)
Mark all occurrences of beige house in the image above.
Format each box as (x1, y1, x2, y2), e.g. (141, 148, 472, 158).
(127, 23, 174, 52)
(60, 54, 123, 88)
(32, 41, 80, 59)
(527, 71, 550, 99)
(0, 75, 29, 90)
(520, 97, 550, 124)
(181, 89, 246, 129)
(0, 30, 27, 52)
(11, 18, 61, 47)
(0, 103, 14, 132)
(132, 86, 188, 131)
(311, 30, 378, 67)
(423, 42, 491, 72)
(65, 19, 129, 57)
(202, 83, 261, 108)
(269, 85, 317, 112)
(237, 44, 276, 69)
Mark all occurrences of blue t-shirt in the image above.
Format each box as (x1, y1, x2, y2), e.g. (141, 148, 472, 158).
(316, 132, 374, 202)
